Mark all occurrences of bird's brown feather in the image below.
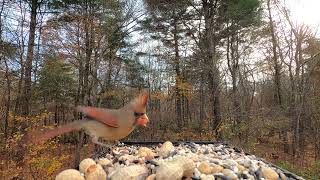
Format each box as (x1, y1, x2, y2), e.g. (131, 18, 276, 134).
(26, 121, 83, 143)
(76, 106, 119, 128)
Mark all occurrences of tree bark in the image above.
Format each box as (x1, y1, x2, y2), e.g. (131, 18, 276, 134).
(267, 0, 282, 107)
(227, 32, 241, 125)
(75, 0, 94, 167)
(0, 0, 10, 140)
(202, 0, 222, 136)
(4, 62, 11, 140)
(289, 26, 307, 158)
(199, 72, 205, 127)
(14, 0, 38, 165)
(316, 140, 320, 160)
(22, 0, 38, 115)
(173, 17, 182, 129)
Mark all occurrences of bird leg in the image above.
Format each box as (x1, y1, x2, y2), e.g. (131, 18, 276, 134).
(91, 136, 112, 149)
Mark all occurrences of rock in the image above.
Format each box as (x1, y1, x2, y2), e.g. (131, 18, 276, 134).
(106, 166, 115, 174)
(225, 159, 238, 167)
(119, 154, 138, 162)
(214, 174, 229, 180)
(209, 158, 222, 165)
(178, 156, 195, 177)
(201, 174, 207, 179)
(158, 141, 175, 158)
(211, 164, 224, 173)
(138, 147, 156, 159)
(184, 178, 193, 180)
(55, 169, 85, 180)
(279, 171, 287, 180)
(237, 165, 246, 173)
(193, 168, 201, 179)
(110, 165, 149, 180)
(238, 159, 251, 168)
(156, 164, 183, 180)
(156, 156, 195, 180)
(146, 159, 160, 166)
(202, 175, 215, 180)
(97, 158, 112, 166)
(241, 171, 255, 180)
(107, 167, 117, 179)
(254, 167, 263, 179)
(249, 162, 259, 173)
(204, 148, 210, 154)
(198, 161, 212, 174)
(146, 174, 156, 180)
(119, 149, 130, 154)
(222, 159, 238, 170)
(112, 149, 121, 155)
(79, 158, 96, 174)
(198, 161, 224, 174)
(261, 167, 279, 180)
(85, 164, 107, 180)
(57, 142, 299, 180)
(222, 169, 238, 180)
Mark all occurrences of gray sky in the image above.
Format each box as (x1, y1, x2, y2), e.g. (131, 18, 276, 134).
(287, 0, 320, 31)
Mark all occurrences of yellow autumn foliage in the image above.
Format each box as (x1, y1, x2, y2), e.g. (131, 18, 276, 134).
(0, 111, 71, 179)
(176, 81, 193, 91)
(27, 139, 70, 178)
(29, 155, 68, 176)
(100, 90, 118, 98)
(9, 111, 52, 124)
(151, 91, 169, 100)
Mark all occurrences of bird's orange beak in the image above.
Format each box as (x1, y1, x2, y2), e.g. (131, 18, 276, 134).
(136, 114, 149, 127)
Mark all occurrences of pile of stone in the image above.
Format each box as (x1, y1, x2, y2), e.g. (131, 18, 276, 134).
(56, 141, 304, 180)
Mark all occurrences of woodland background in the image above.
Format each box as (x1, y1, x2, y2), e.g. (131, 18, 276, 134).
(0, 0, 320, 179)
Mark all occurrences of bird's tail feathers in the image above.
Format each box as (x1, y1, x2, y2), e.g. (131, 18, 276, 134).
(26, 120, 83, 144)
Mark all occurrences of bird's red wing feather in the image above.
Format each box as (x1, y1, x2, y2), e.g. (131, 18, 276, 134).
(76, 106, 119, 128)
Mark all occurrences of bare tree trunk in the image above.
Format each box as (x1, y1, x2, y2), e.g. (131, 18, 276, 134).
(14, 0, 39, 170)
(33, 10, 44, 83)
(4, 61, 11, 140)
(13, 23, 26, 131)
(75, 0, 94, 167)
(202, 0, 222, 137)
(291, 28, 305, 158)
(0, 0, 10, 140)
(316, 141, 320, 160)
(287, 31, 296, 155)
(103, 49, 116, 108)
(227, 32, 241, 125)
(54, 103, 58, 124)
(209, 70, 222, 134)
(14, 2, 26, 115)
(267, 0, 282, 107)
(92, 34, 99, 106)
(83, 12, 91, 106)
(187, 97, 191, 124)
(22, 0, 38, 116)
(173, 18, 182, 129)
(199, 72, 205, 127)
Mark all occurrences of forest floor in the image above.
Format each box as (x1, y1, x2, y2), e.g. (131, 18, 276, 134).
(252, 142, 319, 179)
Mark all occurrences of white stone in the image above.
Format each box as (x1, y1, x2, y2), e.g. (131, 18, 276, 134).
(56, 169, 84, 180)
(79, 158, 96, 174)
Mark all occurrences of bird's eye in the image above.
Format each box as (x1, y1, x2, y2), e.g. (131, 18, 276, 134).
(134, 112, 145, 117)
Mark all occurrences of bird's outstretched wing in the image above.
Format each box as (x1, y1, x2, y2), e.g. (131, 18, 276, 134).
(77, 106, 119, 128)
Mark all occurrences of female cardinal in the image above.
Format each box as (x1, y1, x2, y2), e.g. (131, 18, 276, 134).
(27, 92, 149, 147)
